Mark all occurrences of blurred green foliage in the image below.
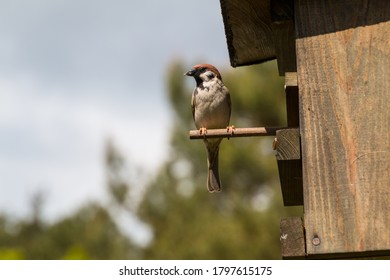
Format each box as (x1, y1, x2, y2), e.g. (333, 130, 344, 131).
(0, 60, 302, 260)
(0, 203, 136, 260)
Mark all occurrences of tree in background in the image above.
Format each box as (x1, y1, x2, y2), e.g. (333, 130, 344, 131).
(0, 141, 141, 260)
(0, 201, 136, 259)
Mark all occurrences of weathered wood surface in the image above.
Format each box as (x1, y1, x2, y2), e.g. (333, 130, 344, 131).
(271, 0, 296, 75)
(271, 20, 297, 76)
(280, 217, 306, 259)
(296, 0, 390, 257)
(275, 129, 300, 161)
(275, 128, 303, 206)
(220, 0, 275, 67)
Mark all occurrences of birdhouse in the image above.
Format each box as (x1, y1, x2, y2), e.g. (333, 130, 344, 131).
(218, 0, 390, 259)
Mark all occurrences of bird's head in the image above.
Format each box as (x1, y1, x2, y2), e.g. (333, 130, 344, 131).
(184, 64, 222, 84)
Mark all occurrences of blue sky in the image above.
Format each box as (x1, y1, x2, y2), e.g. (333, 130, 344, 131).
(0, 0, 230, 222)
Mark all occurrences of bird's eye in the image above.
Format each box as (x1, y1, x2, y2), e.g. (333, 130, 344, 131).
(206, 72, 215, 79)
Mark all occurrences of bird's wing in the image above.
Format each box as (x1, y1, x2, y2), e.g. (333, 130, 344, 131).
(226, 87, 232, 123)
(191, 88, 197, 121)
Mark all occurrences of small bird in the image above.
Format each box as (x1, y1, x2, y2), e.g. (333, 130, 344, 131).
(185, 64, 232, 192)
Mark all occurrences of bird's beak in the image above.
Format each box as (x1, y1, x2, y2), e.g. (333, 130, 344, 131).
(184, 69, 195, 76)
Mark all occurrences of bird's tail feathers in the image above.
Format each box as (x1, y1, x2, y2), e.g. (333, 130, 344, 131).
(206, 140, 222, 192)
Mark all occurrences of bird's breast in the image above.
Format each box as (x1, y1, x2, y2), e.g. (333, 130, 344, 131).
(193, 84, 230, 130)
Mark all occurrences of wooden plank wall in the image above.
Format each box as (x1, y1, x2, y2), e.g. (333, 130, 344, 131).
(295, 0, 390, 257)
(220, 0, 275, 67)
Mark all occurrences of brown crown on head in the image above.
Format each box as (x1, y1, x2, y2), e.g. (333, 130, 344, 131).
(192, 64, 222, 81)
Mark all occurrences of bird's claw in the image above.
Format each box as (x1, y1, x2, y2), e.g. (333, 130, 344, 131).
(226, 125, 235, 140)
(199, 127, 207, 137)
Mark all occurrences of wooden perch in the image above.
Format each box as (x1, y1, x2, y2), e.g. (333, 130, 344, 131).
(189, 127, 286, 140)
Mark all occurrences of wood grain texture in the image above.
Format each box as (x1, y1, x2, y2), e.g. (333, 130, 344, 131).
(275, 129, 300, 160)
(272, 20, 297, 75)
(280, 217, 306, 259)
(271, 0, 296, 75)
(296, 0, 390, 257)
(276, 129, 303, 206)
(220, 0, 275, 67)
